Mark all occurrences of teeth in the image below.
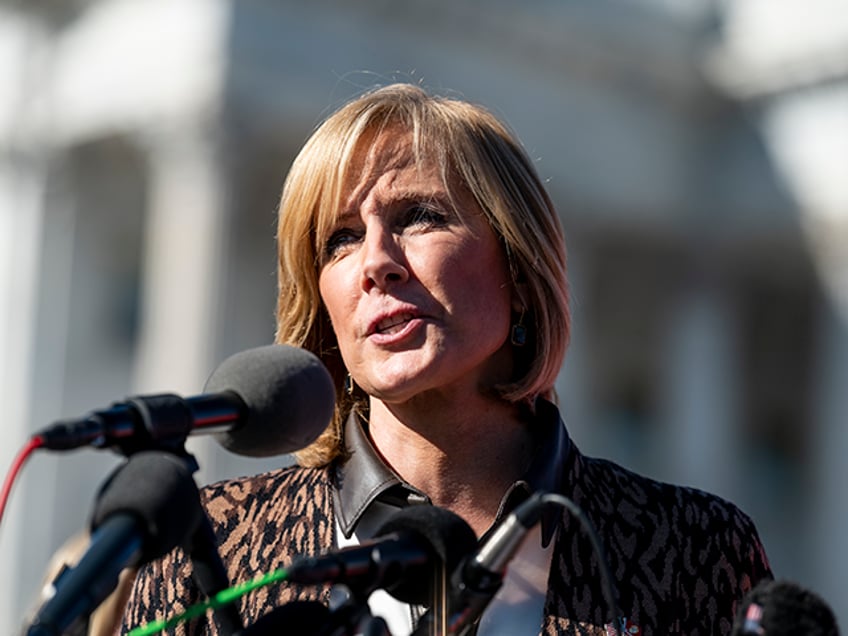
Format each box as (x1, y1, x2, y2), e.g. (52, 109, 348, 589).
(376, 313, 412, 334)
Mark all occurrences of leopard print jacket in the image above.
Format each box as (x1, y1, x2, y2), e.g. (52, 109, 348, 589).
(120, 445, 772, 635)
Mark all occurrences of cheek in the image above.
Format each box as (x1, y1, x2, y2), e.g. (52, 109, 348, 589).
(435, 243, 513, 322)
(318, 270, 348, 330)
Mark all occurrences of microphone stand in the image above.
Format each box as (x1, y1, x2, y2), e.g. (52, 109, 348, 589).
(26, 451, 212, 636)
(186, 512, 245, 635)
(27, 447, 244, 636)
(158, 448, 245, 636)
(327, 585, 392, 636)
(121, 437, 244, 635)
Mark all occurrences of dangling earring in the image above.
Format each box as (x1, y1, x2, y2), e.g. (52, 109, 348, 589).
(511, 310, 527, 347)
(344, 373, 355, 396)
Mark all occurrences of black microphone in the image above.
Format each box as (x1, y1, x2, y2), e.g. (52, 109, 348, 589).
(235, 601, 333, 636)
(412, 494, 545, 636)
(731, 579, 839, 636)
(32, 344, 335, 457)
(285, 505, 478, 605)
(27, 451, 204, 636)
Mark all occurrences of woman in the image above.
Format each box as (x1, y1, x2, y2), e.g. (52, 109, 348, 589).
(122, 84, 772, 635)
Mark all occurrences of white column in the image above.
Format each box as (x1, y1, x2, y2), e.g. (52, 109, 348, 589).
(132, 124, 231, 484)
(0, 11, 57, 632)
(133, 126, 227, 392)
(0, 161, 55, 636)
(658, 281, 741, 498)
(753, 71, 848, 627)
(808, 302, 848, 627)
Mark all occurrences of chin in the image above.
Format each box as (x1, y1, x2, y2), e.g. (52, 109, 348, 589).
(366, 382, 421, 404)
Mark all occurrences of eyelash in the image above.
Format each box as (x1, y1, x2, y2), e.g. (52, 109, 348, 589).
(323, 229, 359, 258)
(405, 204, 447, 227)
(322, 204, 448, 259)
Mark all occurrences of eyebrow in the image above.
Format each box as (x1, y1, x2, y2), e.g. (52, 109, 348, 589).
(333, 208, 361, 225)
(337, 187, 453, 222)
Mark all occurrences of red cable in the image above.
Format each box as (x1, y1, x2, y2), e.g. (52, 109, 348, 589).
(0, 435, 44, 527)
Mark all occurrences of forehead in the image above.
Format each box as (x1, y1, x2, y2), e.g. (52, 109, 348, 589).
(341, 128, 447, 208)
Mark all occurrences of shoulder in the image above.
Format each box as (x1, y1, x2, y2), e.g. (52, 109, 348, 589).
(555, 450, 772, 632)
(576, 450, 772, 580)
(200, 464, 333, 531)
(583, 453, 762, 537)
(200, 464, 330, 503)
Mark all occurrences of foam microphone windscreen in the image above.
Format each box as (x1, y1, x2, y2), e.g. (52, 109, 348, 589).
(376, 505, 478, 606)
(239, 601, 333, 636)
(203, 344, 336, 457)
(90, 451, 203, 562)
(732, 579, 839, 636)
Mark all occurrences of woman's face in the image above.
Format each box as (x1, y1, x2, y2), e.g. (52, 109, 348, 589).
(317, 128, 516, 405)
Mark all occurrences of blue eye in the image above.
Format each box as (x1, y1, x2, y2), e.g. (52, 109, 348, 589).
(406, 205, 446, 227)
(324, 228, 360, 258)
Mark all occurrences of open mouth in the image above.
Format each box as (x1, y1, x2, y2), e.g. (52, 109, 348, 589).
(374, 313, 415, 335)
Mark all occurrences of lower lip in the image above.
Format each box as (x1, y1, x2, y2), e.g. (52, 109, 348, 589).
(369, 317, 425, 345)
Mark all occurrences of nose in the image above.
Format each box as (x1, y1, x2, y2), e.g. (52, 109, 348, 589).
(360, 223, 408, 291)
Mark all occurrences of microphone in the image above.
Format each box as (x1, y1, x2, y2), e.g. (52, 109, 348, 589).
(31, 344, 335, 457)
(731, 579, 839, 636)
(412, 493, 545, 636)
(27, 451, 204, 636)
(235, 601, 333, 635)
(285, 505, 478, 605)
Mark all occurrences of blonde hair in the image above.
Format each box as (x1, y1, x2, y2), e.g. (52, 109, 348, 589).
(275, 83, 570, 467)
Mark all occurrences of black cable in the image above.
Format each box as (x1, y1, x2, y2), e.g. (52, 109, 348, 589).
(539, 492, 623, 633)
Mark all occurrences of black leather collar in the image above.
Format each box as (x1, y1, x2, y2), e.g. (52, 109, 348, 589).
(332, 399, 572, 546)
(332, 408, 429, 539)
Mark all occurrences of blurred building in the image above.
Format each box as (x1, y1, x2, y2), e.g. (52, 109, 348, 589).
(1, 0, 846, 632)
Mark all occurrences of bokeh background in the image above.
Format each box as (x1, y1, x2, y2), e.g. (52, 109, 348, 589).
(2, 0, 847, 632)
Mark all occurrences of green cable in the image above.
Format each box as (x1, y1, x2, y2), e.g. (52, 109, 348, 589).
(127, 568, 290, 636)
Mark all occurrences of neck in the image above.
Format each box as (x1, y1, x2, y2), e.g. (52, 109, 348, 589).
(367, 393, 533, 536)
